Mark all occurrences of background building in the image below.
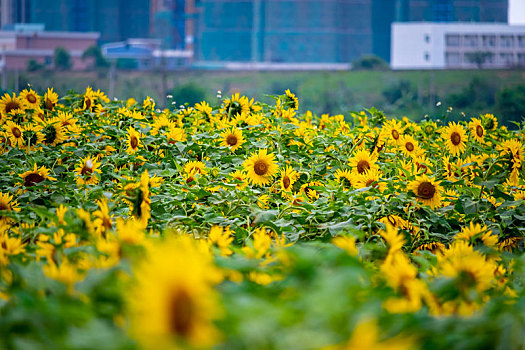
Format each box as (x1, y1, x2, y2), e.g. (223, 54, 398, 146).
(195, 0, 374, 63)
(28, 0, 149, 43)
(0, 25, 99, 70)
(396, 0, 508, 22)
(194, 0, 509, 64)
(391, 22, 525, 69)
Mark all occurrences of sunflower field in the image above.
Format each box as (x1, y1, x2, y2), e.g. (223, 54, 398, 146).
(0, 87, 524, 349)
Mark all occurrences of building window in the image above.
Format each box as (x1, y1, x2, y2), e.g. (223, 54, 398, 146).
(518, 36, 525, 48)
(445, 52, 460, 66)
(463, 35, 478, 47)
(446, 34, 460, 47)
(518, 53, 525, 65)
(482, 35, 496, 48)
(424, 52, 430, 61)
(424, 34, 430, 43)
(500, 35, 514, 48)
(499, 53, 514, 65)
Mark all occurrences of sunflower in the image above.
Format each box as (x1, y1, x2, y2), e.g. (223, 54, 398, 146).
(279, 165, 299, 192)
(219, 127, 245, 152)
(354, 168, 385, 192)
(334, 168, 354, 189)
(348, 150, 379, 175)
(408, 174, 443, 208)
(482, 113, 498, 131)
(183, 160, 207, 176)
(208, 225, 233, 256)
(421, 120, 438, 136)
(0, 192, 20, 224)
(57, 111, 78, 130)
(455, 222, 497, 248)
(132, 170, 151, 228)
(399, 134, 421, 158)
(93, 199, 113, 238)
(4, 121, 24, 148)
(229, 170, 247, 189)
(74, 155, 102, 186)
(283, 89, 299, 110)
(382, 119, 405, 146)
(437, 241, 497, 295)
(126, 127, 142, 154)
(143, 96, 155, 110)
(222, 93, 250, 119)
(40, 117, 67, 146)
(166, 127, 187, 143)
(181, 169, 198, 187)
(43, 88, 58, 111)
(300, 181, 323, 201)
(127, 235, 222, 349)
(441, 122, 468, 156)
(82, 87, 96, 111)
(468, 118, 485, 143)
(22, 123, 45, 150)
(19, 164, 56, 187)
(243, 149, 279, 186)
(19, 89, 41, 110)
(150, 114, 175, 136)
(195, 101, 212, 120)
(0, 93, 25, 120)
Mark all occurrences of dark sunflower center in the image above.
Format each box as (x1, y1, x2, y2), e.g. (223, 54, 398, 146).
(186, 175, 195, 184)
(5, 101, 20, 114)
(45, 98, 54, 111)
(357, 160, 370, 174)
(27, 94, 37, 104)
(12, 127, 22, 138)
(405, 142, 414, 152)
(254, 160, 268, 176)
(476, 125, 484, 138)
(168, 288, 194, 337)
(417, 181, 436, 200)
(130, 136, 138, 149)
(85, 97, 91, 109)
(24, 173, 45, 187)
(226, 134, 238, 146)
(102, 217, 112, 229)
(366, 179, 376, 187)
(81, 165, 93, 176)
(392, 129, 400, 139)
(283, 175, 291, 189)
(0, 202, 9, 211)
(450, 132, 461, 146)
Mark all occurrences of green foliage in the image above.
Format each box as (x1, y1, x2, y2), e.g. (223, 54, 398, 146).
(496, 85, 525, 127)
(351, 55, 389, 71)
(26, 59, 44, 72)
(53, 46, 72, 71)
(382, 79, 415, 105)
(170, 82, 207, 106)
(446, 77, 498, 112)
(82, 45, 109, 69)
(116, 58, 138, 70)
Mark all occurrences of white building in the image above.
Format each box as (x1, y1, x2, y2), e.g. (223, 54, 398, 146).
(391, 23, 525, 70)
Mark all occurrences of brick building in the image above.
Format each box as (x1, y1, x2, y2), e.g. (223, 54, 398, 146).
(0, 26, 99, 70)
